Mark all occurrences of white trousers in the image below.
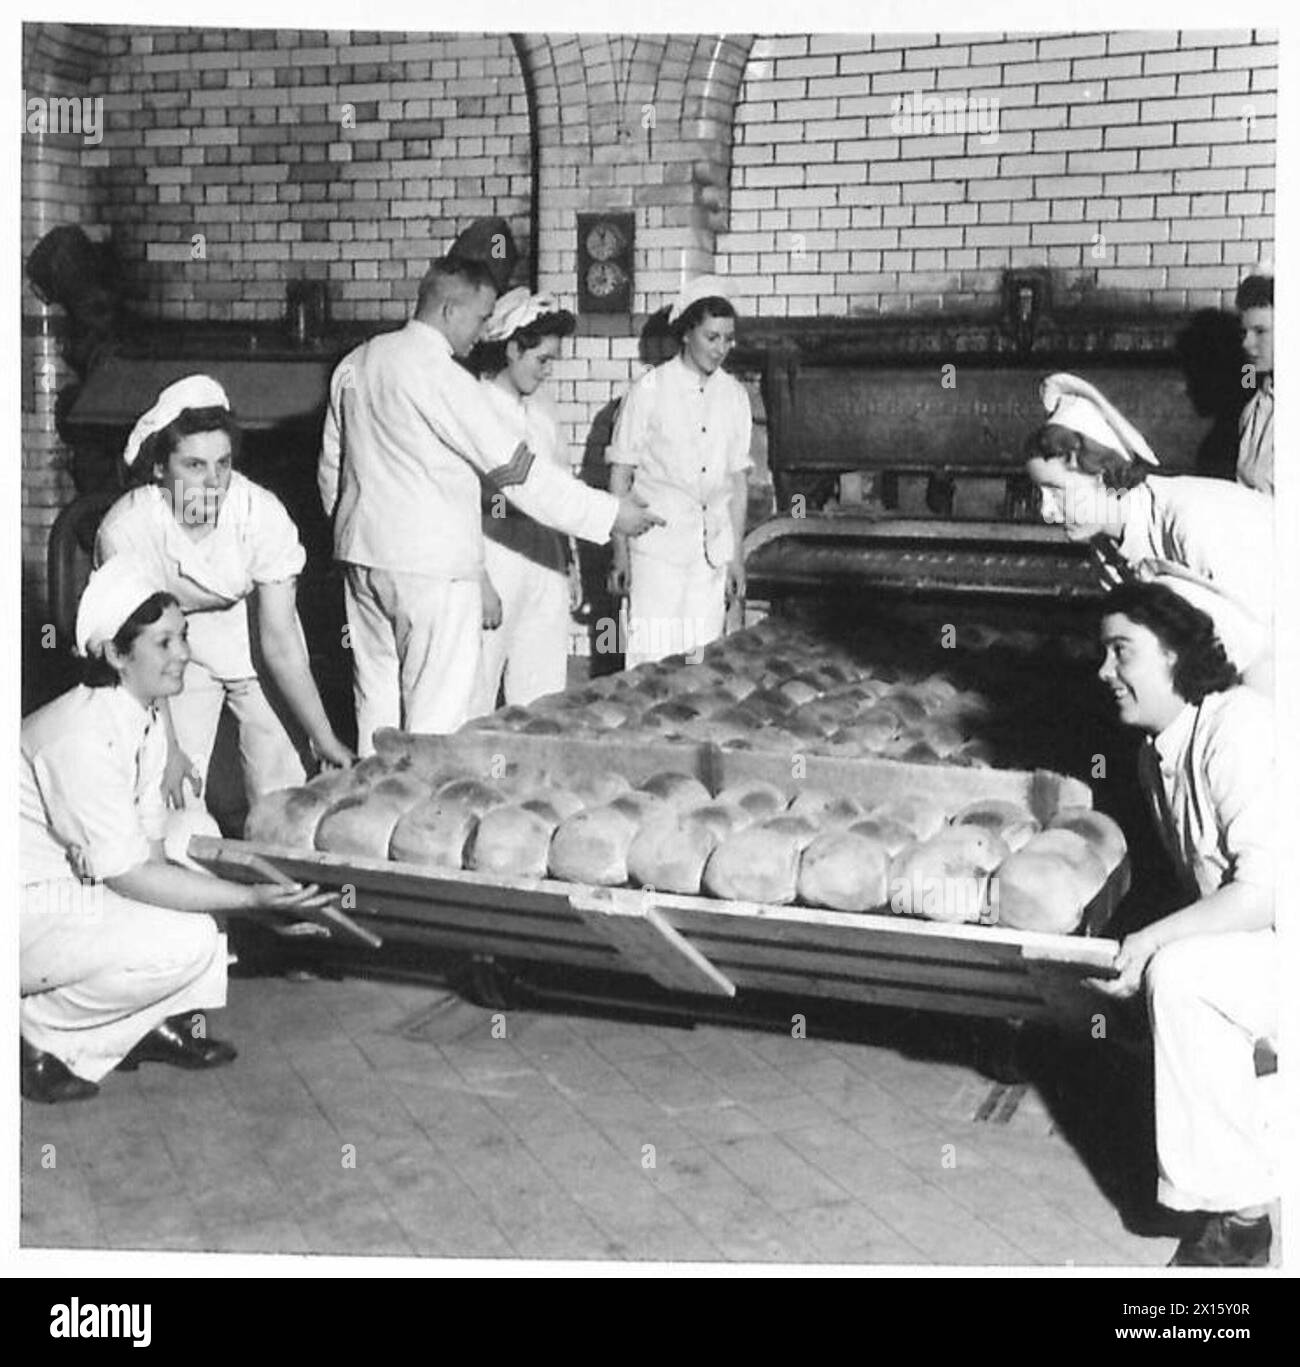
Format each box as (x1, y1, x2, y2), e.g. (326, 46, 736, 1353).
(171, 659, 306, 806)
(343, 564, 481, 754)
(476, 540, 570, 714)
(20, 810, 229, 1084)
(1146, 932, 1280, 1213)
(624, 549, 726, 669)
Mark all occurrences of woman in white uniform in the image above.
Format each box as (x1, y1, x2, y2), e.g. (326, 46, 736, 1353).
(1023, 372, 1273, 686)
(468, 289, 583, 712)
(1089, 581, 1276, 1266)
(21, 558, 332, 1104)
(607, 276, 753, 668)
(96, 375, 353, 811)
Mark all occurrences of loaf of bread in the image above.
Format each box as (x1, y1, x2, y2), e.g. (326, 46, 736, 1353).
(797, 830, 890, 912)
(991, 829, 1109, 933)
(549, 806, 639, 885)
(872, 795, 948, 842)
(951, 798, 1040, 852)
(245, 786, 340, 850)
(314, 774, 429, 858)
(848, 814, 916, 856)
(434, 777, 509, 814)
(681, 800, 749, 841)
(888, 835, 992, 923)
(1047, 807, 1126, 872)
(716, 780, 789, 821)
(703, 827, 802, 905)
(627, 814, 717, 895)
(468, 804, 556, 879)
(389, 799, 478, 869)
(638, 771, 711, 811)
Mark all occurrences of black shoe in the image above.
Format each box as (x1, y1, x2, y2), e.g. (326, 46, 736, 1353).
(1169, 1212, 1272, 1267)
(20, 1046, 100, 1104)
(118, 1016, 238, 1072)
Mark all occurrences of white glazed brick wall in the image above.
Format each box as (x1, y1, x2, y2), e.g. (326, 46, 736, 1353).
(716, 30, 1276, 317)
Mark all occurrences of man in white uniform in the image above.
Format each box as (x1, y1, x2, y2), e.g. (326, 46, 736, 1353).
(1234, 274, 1273, 495)
(1023, 372, 1273, 684)
(1090, 582, 1277, 1266)
(21, 558, 335, 1103)
(319, 256, 661, 752)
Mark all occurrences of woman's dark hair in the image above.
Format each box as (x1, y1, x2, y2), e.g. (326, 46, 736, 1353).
(468, 308, 576, 378)
(1023, 422, 1150, 491)
(125, 406, 242, 488)
(672, 296, 736, 341)
(80, 591, 180, 687)
(1099, 582, 1240, 703)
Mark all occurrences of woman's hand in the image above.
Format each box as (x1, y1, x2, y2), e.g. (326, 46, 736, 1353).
(311, 734, 356, 771)
(163, 740, 202, 810)
(481, 572, 503, 630)
(567, 559, 585, 612)
(1087, 926, 1161, 1000)
(725, 560, 747, 606)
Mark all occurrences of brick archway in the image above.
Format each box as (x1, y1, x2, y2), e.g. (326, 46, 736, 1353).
(514, 33, 754, 307)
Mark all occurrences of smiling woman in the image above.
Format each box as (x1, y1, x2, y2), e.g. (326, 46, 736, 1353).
(95, 374, 354, 817)
(1091, 581, 1276, 1267)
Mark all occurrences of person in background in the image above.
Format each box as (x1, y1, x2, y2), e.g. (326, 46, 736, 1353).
(318, 257, 662, 751)
(606, 276, 753, 668)
(1089, 581, 1276, 1267)
(21, 558, 332, 1104)
(96, 375, 354, 817)
(1023, 372, 1273, 688)
(1235, 274, 1274, 495)
(468, 289, 584, 712)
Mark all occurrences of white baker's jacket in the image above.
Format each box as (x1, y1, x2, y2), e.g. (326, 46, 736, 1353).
(1141, 688, 1275, 903)
(95, 472, 306, 680)
(479, 382, 569, 575)
(605, 355, 753, 568)
(1118, 475, 1273, 671)
(21, 684, 169, 888)
(319, 320, 617, 580)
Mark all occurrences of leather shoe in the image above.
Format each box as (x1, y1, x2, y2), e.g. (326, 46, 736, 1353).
(1169, 1212, 1271, 1267)
(21, 1046, 100, 1104)
(118, 1016, 238, 1072)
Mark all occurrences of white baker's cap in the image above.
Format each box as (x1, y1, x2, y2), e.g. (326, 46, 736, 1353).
(483, 288, 559, 342)
(668, 274, 731, 325)
(1040, 373, 1159, 467)
(1134, 558, 1267, 674)
(123, 374, 230, 468)
(75, 556, 168, 657)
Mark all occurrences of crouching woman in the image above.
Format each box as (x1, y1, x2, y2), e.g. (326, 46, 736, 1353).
(20, 557, 332, 1104)
(1090, 581, 1277, 1266)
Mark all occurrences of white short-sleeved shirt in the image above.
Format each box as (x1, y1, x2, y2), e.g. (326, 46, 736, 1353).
(318, 320, 616, 580)
(1118, 475, 1273, 670)
(21, 685, 168, 886)
(1143, 687, 1274, 901)
(480, 382, 569, 575)
(1236, 378, 1274, 495)
(96, 471, 306, 680)
(606, 355, 753, 568)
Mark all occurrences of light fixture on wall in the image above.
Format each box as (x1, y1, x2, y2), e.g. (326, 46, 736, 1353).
(1002, 269, 1050, 355)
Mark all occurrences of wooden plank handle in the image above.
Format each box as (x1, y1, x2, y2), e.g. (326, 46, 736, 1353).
(226, 849, 384, 950)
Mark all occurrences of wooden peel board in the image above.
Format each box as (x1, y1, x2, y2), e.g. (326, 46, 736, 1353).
(191, 833, 1125, 1029)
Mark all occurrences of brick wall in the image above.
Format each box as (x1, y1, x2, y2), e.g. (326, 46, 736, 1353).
(90, 27, 530, 322)
(22, 23, 107, 642)
(717, 30, 1276, 316)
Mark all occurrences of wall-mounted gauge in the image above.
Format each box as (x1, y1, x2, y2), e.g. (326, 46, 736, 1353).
(577, 212, 634, 314)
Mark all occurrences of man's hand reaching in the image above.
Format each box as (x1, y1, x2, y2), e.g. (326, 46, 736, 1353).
(613, 493, 665, 539)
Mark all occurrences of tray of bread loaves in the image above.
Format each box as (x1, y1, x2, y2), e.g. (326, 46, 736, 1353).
(190, 728, 1127, 1026)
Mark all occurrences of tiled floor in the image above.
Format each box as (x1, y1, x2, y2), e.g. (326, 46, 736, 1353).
(21, 966, 1195, 1265)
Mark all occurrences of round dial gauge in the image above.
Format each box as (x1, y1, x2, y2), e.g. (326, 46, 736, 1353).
(586, 222, 626, 262)
(586, 261, 627, 296)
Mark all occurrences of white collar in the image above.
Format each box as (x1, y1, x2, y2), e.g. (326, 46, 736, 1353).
(1152, 700, 1197, 771)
